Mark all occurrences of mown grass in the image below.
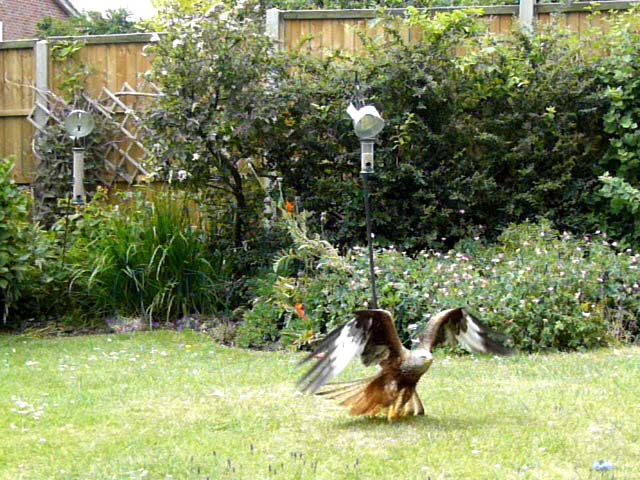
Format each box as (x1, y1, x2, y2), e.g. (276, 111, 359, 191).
(1, 331, 638, 479)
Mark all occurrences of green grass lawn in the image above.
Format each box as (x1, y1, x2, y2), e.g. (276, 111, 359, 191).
(1, 331, 638, 480)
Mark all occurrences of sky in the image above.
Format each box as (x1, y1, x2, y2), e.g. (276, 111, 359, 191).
(70, 0, 157, 19)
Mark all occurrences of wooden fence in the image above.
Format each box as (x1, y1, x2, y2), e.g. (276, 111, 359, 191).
(1, 2, 640, 183)
(266, 1, 638, 55)
(0, 42, 35, 183)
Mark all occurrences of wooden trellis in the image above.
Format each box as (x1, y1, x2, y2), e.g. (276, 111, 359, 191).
(89, 81, 161, 185)
(27, 81, 161, 185)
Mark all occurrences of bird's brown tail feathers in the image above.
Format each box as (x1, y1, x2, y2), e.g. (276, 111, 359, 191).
(316, 375, 425, 421)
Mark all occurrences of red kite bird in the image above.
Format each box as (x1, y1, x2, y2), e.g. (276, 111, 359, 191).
(298, 308, 512, 421)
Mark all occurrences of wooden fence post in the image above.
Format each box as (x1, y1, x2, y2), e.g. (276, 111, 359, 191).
(266, 8, 283, 48)
(519, 0, 536, 31)
(34, 39, 48, 130)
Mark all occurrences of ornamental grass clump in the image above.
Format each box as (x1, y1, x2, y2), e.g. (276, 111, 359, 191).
(244, 218, 640, 352)
(64, 188, 229, 324)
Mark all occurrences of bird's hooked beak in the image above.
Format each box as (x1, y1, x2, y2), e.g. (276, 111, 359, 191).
(413, 348, 433, 364)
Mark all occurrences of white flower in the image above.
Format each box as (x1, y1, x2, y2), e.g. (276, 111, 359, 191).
(150, 32, 160, 43)
(172, 38, 184, 48)
(192, 153, 200, 161)
(177, 170, 189, 182)
(14, 400, 30, 409)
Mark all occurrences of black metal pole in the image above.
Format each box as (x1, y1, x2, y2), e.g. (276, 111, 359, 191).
(361, 172, 378, 309)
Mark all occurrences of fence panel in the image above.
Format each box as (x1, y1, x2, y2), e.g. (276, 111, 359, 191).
(0, 41, 36, 183)
(271, 2, 638, 56)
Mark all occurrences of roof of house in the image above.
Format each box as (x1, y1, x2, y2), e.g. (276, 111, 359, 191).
(55, 0, 80, 16)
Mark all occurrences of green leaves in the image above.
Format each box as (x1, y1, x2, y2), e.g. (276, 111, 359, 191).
(62, 188, 231, 323)
(273, 16, 613, 252)
(0, 158, 49, 324)
(599, 172, 640, 215)
(37, 8, 139, 37)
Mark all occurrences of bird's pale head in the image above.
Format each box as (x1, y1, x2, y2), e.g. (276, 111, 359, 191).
(407, 348, 433, 373)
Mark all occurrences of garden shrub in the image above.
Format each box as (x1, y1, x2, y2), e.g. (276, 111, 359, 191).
(7, 225, 73, 328)
(145, 0, 283, 248)
(0, 159, 33, 324)
(235, 274, 282, 348)
(143, 4, 640, 279)
(237, 210, 351, 347)
(244, 217, 640, 351)
(0, 159, 64, 328)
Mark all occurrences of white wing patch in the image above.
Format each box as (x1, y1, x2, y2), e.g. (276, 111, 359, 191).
(456, 313, 488, 352)
(298, 317, 372, 394)
(327, 322, 369, 377)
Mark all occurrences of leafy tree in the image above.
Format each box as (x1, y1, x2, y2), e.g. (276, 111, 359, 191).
(36, 9, 141, 37)
(145, 1, 285, 248)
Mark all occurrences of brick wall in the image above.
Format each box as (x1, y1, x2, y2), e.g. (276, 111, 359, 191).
(0, 0, 72, 41)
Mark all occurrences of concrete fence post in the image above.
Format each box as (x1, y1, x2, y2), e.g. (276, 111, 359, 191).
(518, 0, 536, 31)
(34, 39, 49, 130)
(266, 8, 283, 47)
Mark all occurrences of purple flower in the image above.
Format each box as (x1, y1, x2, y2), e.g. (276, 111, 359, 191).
(592, 460, 613, 472)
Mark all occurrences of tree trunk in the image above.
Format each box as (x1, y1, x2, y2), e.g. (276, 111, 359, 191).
(231, 178, 246, 248)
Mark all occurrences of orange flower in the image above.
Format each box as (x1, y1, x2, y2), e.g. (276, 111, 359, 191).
(295, 303, 308, 322)
(285, 201, 294, 214)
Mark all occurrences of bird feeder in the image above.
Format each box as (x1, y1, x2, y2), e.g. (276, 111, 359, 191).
(347, 100, 385, 308)
(63, 109, 95, 205)
(347, 103, 385, 174)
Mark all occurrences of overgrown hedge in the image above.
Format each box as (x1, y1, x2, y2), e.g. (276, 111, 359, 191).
(6, 3, 640, 348)
(272, 10, 625, 252)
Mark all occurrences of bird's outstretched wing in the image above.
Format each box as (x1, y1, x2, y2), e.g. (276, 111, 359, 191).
(298, 309, 405, 394)
(418, 308, 512, 355)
